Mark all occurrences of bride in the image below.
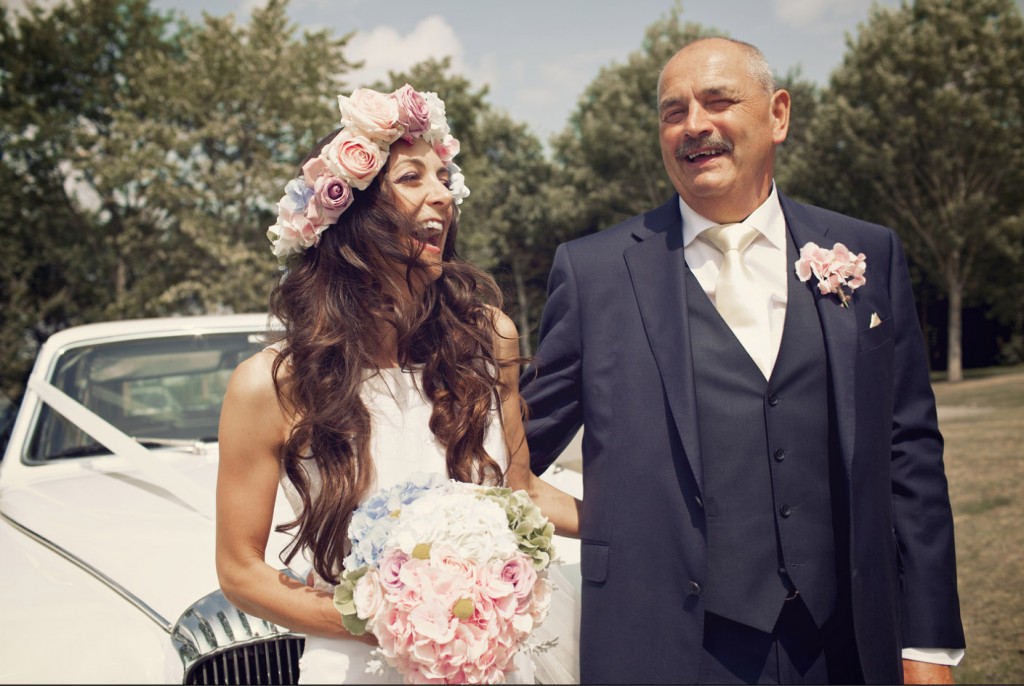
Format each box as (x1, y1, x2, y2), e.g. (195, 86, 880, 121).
(215, 84, 580, 684)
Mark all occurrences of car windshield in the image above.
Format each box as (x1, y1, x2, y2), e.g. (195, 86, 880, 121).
(27, 331, 267, 462)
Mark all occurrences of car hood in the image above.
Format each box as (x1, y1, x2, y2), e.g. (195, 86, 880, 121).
(0, 451, 297, 628)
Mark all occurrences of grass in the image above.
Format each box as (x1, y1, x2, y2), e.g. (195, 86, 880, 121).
(932, 369, 1024, 684)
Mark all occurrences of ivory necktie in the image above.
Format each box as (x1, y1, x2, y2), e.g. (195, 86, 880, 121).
(700, 223, 769, 376)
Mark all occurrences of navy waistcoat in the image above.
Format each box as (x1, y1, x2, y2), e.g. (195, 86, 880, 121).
(686, 230, 838, 632)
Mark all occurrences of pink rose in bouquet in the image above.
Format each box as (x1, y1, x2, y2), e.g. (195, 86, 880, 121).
(334, 476, 557, 684)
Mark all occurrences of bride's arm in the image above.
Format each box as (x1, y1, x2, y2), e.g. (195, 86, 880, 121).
(215, 349, 370, 641)
(491, 308, 582, 538)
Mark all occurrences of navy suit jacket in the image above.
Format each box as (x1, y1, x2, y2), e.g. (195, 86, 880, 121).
(522, 193, 965, 684)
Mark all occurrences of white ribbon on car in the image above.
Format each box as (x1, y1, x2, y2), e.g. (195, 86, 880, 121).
(26, 375, 216, 520)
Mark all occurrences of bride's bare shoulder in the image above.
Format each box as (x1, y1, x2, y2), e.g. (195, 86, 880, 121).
(485, 305, 520, 361)
(226, 346, 290, 409)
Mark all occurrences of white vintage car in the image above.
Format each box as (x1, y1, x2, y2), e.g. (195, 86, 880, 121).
(0, 314, 581, 684)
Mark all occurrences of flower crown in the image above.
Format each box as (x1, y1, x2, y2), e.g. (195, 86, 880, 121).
(267, 84, 470, 263)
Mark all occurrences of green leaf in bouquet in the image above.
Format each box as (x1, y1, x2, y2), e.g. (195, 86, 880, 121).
(333, 566, 370, 626)
(341, 612, 369, 637)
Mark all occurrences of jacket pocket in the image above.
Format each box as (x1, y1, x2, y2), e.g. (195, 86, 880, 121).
(580, 541, 609, 583)
(858, 316, 893, 352)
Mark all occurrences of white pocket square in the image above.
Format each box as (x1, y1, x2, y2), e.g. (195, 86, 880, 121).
(869, 312, 883, 328)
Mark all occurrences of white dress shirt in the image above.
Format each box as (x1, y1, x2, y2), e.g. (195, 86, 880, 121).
(681, 185, 788, 379)
(678, 186, 963, 667)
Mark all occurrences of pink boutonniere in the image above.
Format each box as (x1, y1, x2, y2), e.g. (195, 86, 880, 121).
(794, 242, 867, 308)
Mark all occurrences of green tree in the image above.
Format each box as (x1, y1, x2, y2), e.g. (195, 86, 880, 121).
(787, 0, 1024, 381)
(81, 0, 356, 314)
(466, 112, 557, 356)
(0, 0, 175, 399)
(773, 68, 820, 192)
(550, 7, 722, 238)
(0, 0, 356, 400)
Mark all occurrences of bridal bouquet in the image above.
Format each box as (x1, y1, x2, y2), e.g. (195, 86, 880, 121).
(333, 474, 558, 684)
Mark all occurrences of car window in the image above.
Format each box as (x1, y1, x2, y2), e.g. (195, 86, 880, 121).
(26, 331, 267, 462)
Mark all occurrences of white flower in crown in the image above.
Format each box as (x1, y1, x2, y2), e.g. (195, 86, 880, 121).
(448, 162, 470, 205)
(420, 91, 451, 144)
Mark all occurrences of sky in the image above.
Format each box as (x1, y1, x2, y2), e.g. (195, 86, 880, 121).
(12, 0, 1024, 143)
(130, 0, 913, 143)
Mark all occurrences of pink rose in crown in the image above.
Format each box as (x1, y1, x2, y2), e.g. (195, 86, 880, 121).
(301, 157, 330, 187)
(433, 134, 461, 163)
(339, 88, 402, 144)
(313, 175, 352, 213)
(795, 241, 867, 307)
(393, 84, 431, 142)
(325, 131, 387, 190)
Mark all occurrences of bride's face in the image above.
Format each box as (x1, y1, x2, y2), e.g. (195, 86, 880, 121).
(386, 138, 454, 282)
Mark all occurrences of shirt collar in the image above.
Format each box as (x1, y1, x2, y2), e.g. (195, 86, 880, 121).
(679, 183, 787, 251)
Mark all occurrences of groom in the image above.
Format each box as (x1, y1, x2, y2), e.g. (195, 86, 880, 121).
(521, 38, 964, 684)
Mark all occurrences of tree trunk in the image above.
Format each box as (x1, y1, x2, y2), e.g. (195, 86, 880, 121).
(116, 255, 127, 317)
(512, 260, 532, 358)
(946, 280, 963, 383)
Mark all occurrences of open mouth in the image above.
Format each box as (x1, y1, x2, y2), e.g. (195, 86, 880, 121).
(413, 221, 444, 254)
(676, 136, 734, 166)
(682, 147, 726, 163)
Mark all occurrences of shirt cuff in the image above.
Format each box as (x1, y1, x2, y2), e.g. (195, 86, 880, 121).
(901, 647, 965, 666)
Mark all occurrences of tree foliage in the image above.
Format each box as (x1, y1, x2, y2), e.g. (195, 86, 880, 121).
(3, 0, 1021, 398)
(0, 0, 354, 400)
(786, 0, 1024, 380)
(550, 7, 722, 238)
(1, 0, 175, 398)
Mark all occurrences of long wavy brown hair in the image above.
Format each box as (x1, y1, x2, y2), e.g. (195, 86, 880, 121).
(269, 130, 513, 585)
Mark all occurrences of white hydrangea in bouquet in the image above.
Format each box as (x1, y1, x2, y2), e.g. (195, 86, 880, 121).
(333, 473, 558, 684)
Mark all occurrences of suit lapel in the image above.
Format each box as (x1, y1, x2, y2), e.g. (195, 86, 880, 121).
(624, 198, 704, 494)
(780, 193, 858, 471)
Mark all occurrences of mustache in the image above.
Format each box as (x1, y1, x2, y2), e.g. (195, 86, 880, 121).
(675, 134, 735, 160)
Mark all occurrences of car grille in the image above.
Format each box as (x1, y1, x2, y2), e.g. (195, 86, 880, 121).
(173, 585, 306, 685)
(184, 636, 305, 685)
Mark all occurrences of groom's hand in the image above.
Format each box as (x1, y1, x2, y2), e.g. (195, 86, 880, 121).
(903, 659, 954, 684)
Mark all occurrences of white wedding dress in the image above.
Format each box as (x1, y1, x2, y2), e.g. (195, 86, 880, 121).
(279, 367, 580, 684)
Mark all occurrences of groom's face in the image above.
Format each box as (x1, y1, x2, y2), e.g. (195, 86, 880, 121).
(658, 39, 790, 223)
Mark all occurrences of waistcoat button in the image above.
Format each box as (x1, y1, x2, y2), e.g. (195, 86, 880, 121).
(780, 504, 793, 518)
(774, 448, 786, 462)
(767, 393, 779, 406)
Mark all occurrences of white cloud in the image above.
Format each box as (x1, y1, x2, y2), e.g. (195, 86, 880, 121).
(344, 15, 468, 88)
(773, 0, 829, 27)
(773, 0, 875, 30)
(498, 48, 622, 141)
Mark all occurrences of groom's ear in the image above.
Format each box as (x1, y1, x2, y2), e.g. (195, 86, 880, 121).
(770, 89, 791, 145)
